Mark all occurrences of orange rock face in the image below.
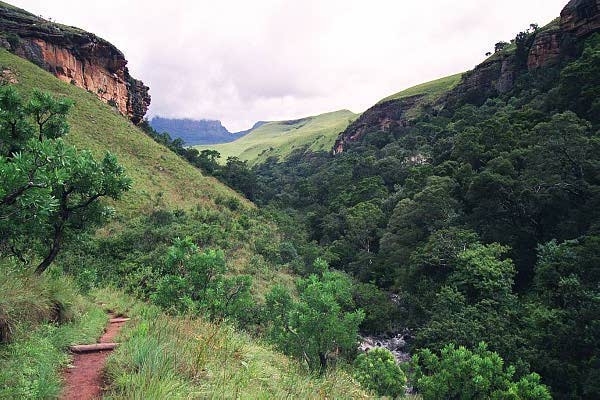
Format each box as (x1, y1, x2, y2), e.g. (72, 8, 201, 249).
(527, 31, 562, 69)
(0, 3, 150, 124)
(32, 39, 131, 117)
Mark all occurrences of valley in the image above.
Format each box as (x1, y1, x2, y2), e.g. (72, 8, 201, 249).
(1, 0, 600, 399)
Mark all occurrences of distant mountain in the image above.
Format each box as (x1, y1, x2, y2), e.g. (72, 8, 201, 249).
(149, 117, 262, 146)
(196, 110, 358, 164)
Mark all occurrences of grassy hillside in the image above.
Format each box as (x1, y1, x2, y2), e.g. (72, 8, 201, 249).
(0, 48, 371, 398)
(378, 73, 463, 105)
(197, 109, 358, 164)
(97, 288, 370, 399)
(0, 49, 245, 216)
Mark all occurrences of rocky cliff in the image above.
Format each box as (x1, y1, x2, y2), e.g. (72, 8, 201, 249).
(333, 0, 600, 153)
(0, 2, 150, 124)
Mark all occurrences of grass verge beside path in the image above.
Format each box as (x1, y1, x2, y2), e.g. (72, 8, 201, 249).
(94, 287, 370, 399)
(0, 269, 107, 399)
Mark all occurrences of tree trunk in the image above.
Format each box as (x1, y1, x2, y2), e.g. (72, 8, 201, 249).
(319, 352, 327, 373)
(35, 222, 63, 274)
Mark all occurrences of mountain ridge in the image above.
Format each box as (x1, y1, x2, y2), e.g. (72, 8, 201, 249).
(197, 109, 358, 164)
(333, 0, 600, 154)
(149, 116, 265, 146)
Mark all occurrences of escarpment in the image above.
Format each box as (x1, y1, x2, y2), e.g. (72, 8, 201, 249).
(0, 2, 150, 124)
(333, 0, 600, 153)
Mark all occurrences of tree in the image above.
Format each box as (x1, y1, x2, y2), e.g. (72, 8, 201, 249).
(525, 237, 600, 398)
(151, 237, 252, 320)
(494, 41, 509, 53)
(0, 87, 131, 273)
(197, 149, 221, 174)
(412, 342, 551, 400)
(217, 156, 257, 200)
(353, 348, 406, 397)
(415, 244, 528, 371)
(265, 259, 364, 372)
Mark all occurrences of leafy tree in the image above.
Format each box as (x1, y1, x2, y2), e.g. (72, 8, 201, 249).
(525, 237, 600, 399)
(494, 41, 509, 53)
(557, 33, 600, 124)
(217, 156, 257, 200)
(398, 228, 480, 326)
(412, 342, 551, 400)
(151, 237, 252, 320)
(0, 87, 131, 273)
(378, 176, 460, 287)
(415, 244, 528, 372)
(197, 149, 221, 174)
(353, 348, 406, 397)
(265, 259, 364, 372)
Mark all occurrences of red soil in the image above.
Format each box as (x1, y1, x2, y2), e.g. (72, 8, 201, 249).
(60, 316, 128, 400)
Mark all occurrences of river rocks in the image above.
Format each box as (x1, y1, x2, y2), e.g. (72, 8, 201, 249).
(359, 331, 412, 363)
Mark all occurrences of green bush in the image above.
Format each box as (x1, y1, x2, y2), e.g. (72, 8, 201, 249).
(412, 342, 551, 400)
(0, 262, 80, 343)
(265, 260, 364, 372)
(353, 347, 406, 397)
(150, 237, 253, 321)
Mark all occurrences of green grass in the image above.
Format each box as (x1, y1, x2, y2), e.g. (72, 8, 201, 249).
(0, 264, 108, 399)
(196, 110, 358, 164)
(94, 288, 370, 400)
(378, 73, 464, 104)
(0, 49, 248, 217)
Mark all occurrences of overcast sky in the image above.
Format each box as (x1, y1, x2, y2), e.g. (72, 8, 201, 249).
(11, 0, 567, 131)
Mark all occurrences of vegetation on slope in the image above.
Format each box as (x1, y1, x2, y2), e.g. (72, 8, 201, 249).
(0, 49, 244, 217)
(378, 73, 463, 104)
(96, 287, 370, 399)
(0, 47, 373, 398)
(196, 110, 358, 164)
(249, 28, 600, 399)
(0, 264, 107, 398)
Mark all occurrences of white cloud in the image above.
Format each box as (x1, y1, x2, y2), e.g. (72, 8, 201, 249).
(11, 0, 568, 131)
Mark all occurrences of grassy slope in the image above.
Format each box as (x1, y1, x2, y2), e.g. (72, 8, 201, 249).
(197, 110, 358, 164)
(378, 73, 463, 104)
(0, 49, 369, 398)
(0, 49, 246, 216)
(97, 288, 370, 399)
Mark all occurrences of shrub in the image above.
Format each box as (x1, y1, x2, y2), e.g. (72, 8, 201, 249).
(150, 237, 253, 321)
(353, 348, 406, 397)
(0, 262, 78, 343)
(411, 342, 551, 400)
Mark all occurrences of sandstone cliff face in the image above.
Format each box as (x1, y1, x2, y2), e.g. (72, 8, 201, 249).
(333, 96, 420, 155)
(527, 28, 562, 69)
(0, 3, 150, 124)
(561, 0, 600, 37)
(334, 0, 600, 153)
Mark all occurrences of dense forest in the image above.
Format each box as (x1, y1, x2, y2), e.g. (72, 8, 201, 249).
(227, 30, 600, 399)
(134, 22, 600, 399)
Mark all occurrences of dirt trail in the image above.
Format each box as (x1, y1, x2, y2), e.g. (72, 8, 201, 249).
(60, 315, 128, 400)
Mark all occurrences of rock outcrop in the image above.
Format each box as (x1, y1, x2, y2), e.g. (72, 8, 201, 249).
(333, 96, 420, 155)
(561, 0, 600, 37)
(0, 2, 150, 124)
(333, 0, 600, 153)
